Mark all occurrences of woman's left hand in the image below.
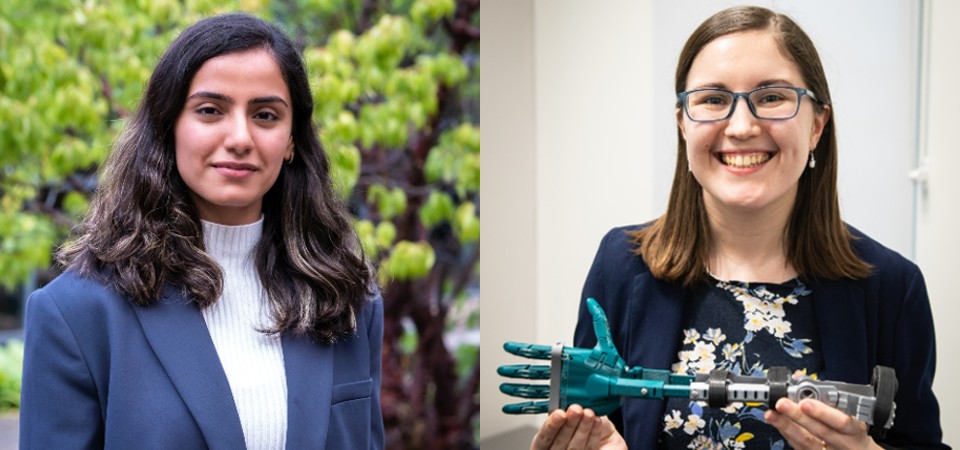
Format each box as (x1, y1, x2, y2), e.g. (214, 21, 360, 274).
(765, 398, 883, 450)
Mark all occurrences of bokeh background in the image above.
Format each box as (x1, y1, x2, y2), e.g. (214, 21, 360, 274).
(0, 0, 479, 448)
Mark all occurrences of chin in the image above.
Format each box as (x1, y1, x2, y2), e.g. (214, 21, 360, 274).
(712, 191, 771, 210)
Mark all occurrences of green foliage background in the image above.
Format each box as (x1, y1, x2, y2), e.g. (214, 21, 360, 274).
(0, 0, 479, 446)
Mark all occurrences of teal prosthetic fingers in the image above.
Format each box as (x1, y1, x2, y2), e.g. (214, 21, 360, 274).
(498, 298, 897, 437)
(498, 298, 694, 416)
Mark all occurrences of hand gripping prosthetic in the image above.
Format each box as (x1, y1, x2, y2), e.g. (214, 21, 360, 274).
(498, 298, 897, 438)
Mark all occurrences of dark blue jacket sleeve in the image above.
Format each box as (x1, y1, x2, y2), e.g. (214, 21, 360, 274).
(882, 264, 947, 448)
(368, 294, 385, 450)
(19, 288, 104, 449)
(572, 227, 633, 436)
(574, 226, 640, 351)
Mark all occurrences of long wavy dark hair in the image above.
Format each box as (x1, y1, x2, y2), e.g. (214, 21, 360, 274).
(631, 5, 872, 286)
(59, 13, 372, 343)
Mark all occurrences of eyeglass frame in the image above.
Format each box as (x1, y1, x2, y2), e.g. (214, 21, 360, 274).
(676, 86, 821, 123)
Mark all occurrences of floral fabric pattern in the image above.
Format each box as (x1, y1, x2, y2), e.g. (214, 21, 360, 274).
(659, 278, 821, 450)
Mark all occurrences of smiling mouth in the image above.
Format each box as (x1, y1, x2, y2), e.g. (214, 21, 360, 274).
(717, 152, 773, 169)
(212, 162, 258, 171)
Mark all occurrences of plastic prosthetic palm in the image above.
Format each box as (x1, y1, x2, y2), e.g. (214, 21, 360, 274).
(499, 298, 898, 438)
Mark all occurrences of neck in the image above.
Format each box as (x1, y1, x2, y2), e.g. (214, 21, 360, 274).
(704, 195, 796, 283)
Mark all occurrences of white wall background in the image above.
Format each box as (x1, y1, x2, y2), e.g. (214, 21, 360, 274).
(916, 0, 960, 441)
(531, 0, 654, 368)
(481, 0, 541, 436)
(482, 0, 959, 444)
(481, 0, 654, 438)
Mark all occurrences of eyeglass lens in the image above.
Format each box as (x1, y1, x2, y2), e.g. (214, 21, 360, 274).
(685, 87, 801, 121)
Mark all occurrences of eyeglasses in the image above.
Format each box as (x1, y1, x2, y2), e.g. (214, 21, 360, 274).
(677, 86, 820, 122)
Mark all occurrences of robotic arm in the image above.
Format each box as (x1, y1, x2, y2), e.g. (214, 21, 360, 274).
(498, 298, 897, 438)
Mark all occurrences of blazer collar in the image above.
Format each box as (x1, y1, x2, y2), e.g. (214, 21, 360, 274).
(133, 287, 336, 450)
(132, 288, 246, 450)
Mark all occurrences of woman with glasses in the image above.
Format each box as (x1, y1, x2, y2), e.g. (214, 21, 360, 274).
(530, 6, 947, 450)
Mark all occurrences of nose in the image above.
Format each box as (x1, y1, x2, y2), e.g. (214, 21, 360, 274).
(224, 114, 254, 154)
(724, 96, 761, 140)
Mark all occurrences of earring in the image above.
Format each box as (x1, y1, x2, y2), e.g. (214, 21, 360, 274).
(808, 152, 816, 169)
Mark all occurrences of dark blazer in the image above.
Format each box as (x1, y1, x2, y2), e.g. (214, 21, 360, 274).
(19, 270, 384, 449)
(574, 225, 948, 450)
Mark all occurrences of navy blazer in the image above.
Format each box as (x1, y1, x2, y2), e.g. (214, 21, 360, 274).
(19, 270, 384, 449)
(574, 225, 948, 449)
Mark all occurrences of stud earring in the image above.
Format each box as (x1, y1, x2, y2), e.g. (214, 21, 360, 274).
(808, 152, 816, 169)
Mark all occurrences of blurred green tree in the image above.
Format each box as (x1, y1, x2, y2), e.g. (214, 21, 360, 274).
(0, 0, 479, 447)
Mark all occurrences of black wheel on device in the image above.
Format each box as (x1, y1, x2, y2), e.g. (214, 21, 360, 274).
(869, 365, 897, 439)
(766, 366, 790, 408)
(707, 369, 729, 409)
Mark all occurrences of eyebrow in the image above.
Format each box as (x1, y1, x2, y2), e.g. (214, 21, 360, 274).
(692, 79, 798, 90)
(187, 91, 289, 107)
(755, 79, 796, 88)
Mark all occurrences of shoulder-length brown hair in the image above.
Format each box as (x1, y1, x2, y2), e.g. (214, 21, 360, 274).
(631, 5, 871, 286)
(59, 13, 372, 343)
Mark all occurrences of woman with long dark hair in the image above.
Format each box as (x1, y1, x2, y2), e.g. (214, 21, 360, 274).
(20, 13, 382, 449)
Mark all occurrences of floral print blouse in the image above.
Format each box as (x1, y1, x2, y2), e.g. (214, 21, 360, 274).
(659, 277, 823, 450)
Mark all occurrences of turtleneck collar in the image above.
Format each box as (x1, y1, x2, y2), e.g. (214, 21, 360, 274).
(201, 216, 264, 260)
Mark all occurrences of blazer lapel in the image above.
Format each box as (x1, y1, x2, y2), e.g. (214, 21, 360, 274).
(625, 272, 688, 369)
(282, 333, 333, 450)
(132, 289, 246, 450)
(810, 279, 869, 384)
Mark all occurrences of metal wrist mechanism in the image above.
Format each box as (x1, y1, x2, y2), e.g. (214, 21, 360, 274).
(498, 298, 897, 438)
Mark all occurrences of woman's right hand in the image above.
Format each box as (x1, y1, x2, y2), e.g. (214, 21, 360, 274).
(530, 404, 627, 450)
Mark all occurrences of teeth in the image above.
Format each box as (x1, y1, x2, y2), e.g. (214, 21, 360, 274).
(721, 153, 770, 168)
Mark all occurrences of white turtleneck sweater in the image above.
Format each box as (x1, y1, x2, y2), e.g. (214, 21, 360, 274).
(201, 218, 287, 450)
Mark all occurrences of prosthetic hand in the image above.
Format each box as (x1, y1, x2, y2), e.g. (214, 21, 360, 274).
(499, 298, 898, 437)
(499, 298, 691, 416)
